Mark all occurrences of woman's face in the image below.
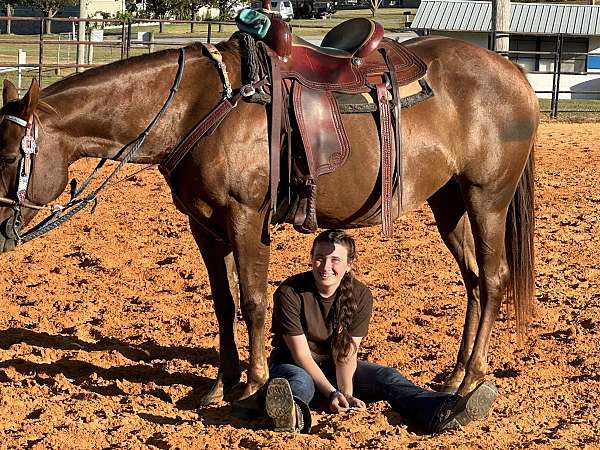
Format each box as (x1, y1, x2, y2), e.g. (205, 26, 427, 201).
(311, 241, 352, 297)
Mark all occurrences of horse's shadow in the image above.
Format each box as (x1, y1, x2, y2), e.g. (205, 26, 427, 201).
(0, 327, 261, 429)
(0, 327, 221, 366)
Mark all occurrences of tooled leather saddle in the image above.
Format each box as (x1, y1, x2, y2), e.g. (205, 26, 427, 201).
(255, 17, 429, 236)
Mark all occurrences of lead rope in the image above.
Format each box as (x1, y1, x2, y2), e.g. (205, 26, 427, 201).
(19, 48, 186, 244)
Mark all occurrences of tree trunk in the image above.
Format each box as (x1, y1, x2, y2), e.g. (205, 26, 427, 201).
(492, 0, 510, 55)
(159, 18, 163, 33)
(190, 5, 195, 33)
(369, 0, 380, 17)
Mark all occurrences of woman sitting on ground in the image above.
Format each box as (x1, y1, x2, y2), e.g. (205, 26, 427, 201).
(265, 229, 497, 433)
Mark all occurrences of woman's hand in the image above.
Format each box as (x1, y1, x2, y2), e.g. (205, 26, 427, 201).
(329, 390, 350, 413)
(346, 395, 366, 409)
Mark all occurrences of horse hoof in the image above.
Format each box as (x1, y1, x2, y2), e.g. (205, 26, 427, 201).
(232, 389, 267, 420)
(439, 384, 459, 395)
(223, 382, 247, 402)
(456, 378, 484, 397)
(198, 381, 225, 406)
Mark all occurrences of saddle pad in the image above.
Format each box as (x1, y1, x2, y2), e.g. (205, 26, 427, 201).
(280, 38, 427, 93)
(334, 78, 434, 113)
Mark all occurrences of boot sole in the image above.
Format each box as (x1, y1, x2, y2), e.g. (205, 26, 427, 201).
(265, 378, 296, 432)
(459, 381, 498, 425)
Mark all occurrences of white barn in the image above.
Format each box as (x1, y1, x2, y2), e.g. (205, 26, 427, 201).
(411, 0, 600, 99)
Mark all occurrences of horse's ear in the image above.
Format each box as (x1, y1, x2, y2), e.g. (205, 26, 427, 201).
(2, 80, 18, 106)
(20, 78, 40, 117)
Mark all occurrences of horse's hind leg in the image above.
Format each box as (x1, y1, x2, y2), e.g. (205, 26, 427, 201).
(456, 182, 513, 396)
(428, 180, 481, 393)
(190, 221, 242, 405)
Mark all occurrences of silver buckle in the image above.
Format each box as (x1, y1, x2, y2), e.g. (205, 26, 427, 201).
(21, 135, 36, 154)
(240, 84, 256, 98)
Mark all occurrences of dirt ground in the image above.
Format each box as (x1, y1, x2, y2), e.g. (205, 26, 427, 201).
(0, 122, 598, 449)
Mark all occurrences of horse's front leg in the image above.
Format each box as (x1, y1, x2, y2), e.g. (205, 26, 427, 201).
(190, 221, 242, 405)
(229, 205, 270, 400)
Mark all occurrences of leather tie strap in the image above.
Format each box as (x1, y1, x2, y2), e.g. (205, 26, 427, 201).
(268, 53, 282, 216)
(204, 43, 233, 99)
(382, 48, 403, 216)
(376, 82, 394, 237)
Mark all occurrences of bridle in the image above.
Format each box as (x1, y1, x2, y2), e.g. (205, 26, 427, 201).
(0, 113, 46, 241)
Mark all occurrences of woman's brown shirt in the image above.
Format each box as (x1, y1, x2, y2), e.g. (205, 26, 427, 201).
(270, 271, 373, 365)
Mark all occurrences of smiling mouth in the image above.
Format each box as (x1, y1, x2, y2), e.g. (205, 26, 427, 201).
(318, 272, 335, 279)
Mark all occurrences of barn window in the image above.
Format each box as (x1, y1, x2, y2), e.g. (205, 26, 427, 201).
(509, 36, 588, 74)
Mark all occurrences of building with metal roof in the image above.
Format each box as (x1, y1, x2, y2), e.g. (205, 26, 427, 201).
(411, 0, 600, 99)
(412, 1, 600, 36)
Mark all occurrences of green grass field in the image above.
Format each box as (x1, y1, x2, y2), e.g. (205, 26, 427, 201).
(539, 98, 600, 122)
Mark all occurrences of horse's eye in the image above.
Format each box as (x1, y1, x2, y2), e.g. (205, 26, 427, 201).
(0, 156, 17, 165)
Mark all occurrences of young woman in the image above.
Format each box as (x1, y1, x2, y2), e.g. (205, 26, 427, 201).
(265, 229, 497, 433)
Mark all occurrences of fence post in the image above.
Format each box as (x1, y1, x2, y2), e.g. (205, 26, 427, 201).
(38, 19, 43, 88)
(121, 20, 126, 59)
(550, 34, 563, 119)
(207, 22, 211, 44)
(56, 33, 61, 75)
(17, 49, 25, 92)
(77, 2, 87, 73)
(126, 20, 132, 58)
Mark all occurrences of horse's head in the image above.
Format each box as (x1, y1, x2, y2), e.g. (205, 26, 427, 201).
(0, 79, 40, 251)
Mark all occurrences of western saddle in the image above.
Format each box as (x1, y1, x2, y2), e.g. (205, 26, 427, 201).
(256, 16, 428, 236)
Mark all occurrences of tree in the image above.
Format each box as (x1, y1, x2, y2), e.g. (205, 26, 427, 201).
(1, 0, 18, 34)
(368, 0, 382, 17)
(146, 0, 174, 32)
(170, 0, 207, 32)
(23, 0, 77, 33)
(215, 0, 237, 21)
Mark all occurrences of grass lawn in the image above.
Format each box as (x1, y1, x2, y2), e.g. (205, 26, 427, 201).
(539, 98, 600, 122)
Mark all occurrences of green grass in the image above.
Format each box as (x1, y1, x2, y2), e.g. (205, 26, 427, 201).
(291, 8, 415, 35)
(539, 98, 600, 122)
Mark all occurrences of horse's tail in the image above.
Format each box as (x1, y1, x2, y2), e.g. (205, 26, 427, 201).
(505, 141, 535, 337)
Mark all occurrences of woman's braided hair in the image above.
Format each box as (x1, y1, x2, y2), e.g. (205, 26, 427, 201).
(311, 229, 358, 363)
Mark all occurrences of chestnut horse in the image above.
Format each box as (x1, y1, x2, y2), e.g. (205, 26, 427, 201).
(0, 35, 537, 403)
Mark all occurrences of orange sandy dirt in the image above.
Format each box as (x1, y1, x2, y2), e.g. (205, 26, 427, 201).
(0, 122, 598, 449)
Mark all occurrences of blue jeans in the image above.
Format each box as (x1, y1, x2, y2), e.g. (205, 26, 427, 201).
(269, 360, 453, 433)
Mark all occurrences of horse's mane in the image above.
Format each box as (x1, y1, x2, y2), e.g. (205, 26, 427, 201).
(41, 39, 241, 99)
